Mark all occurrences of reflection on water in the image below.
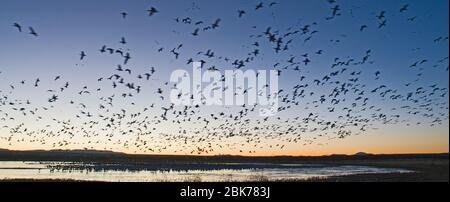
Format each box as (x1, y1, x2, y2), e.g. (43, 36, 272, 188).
(0, 161, 411, 182)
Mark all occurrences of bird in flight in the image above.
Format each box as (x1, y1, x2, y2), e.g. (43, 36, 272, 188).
(400, 4, 409, 13)
(255, 2, 264, 10)
(377, 11, 386, 20)
(238, 10, 246, 18)
(121, 12, 128, 19)
(99, 45, 106, 53)
(407, 16, 417, 21)
(13, 23, 22, 32)
(80, 51, 86, 60)
(28, 27, 38, 36)
(212, 18, 221, 29)
(360, 25, 367, 32)
(192, 28, 199, 36)
(378, 20, 387, 29)
(124, 53, 131, 64)
(120, 37, 127, 45)
(147, 7, 159, 16)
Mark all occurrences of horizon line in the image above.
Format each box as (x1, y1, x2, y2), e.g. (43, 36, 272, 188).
(1, 148, 448, 158)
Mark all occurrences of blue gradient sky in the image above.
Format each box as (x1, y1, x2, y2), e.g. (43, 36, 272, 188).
(0, 0, 448, 155)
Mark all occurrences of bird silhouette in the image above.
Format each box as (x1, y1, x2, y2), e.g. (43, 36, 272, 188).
(147, 7, 159, 16)
(238, 10, 246, 18)
(13, 23, 22, 32)
(28, 27, 38, 36)
(121, 12, 128, 19)
(80, 51, 86, 60)
(255, 2, 264, 10)
(400, 4, 409, 13)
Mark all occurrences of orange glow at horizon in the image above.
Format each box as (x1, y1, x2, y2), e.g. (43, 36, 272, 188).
(2, 124, 448, 157)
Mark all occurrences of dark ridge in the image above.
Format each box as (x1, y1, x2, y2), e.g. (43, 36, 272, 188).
(0, 148, 448, 163)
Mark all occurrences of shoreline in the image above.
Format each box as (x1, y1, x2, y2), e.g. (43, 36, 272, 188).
(0, 152, 447, 182)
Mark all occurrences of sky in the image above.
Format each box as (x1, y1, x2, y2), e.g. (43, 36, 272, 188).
(0, 0, 448, 156)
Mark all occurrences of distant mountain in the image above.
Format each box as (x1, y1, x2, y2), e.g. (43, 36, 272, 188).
(328, 152, 373, 157)
(354, 152, 372, 156)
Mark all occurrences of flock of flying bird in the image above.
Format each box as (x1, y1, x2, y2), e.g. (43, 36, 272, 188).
(0, 1, 448, 155)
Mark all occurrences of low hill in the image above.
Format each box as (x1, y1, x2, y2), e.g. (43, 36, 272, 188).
(0, 148, 447, 164)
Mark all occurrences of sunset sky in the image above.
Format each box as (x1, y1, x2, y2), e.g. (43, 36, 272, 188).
(0, 0, 448, 156)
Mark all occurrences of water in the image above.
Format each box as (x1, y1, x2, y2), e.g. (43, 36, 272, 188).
(0, 161, 411, 182)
